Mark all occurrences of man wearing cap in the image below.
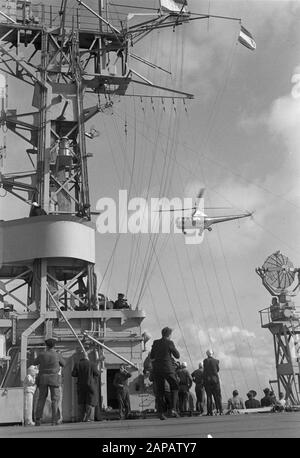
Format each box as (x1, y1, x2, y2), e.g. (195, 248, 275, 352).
(113, 293, 130, 310)
(34, 337, 65, 426)
(150, 327, 180, 420)
(203, 349, 223, 416)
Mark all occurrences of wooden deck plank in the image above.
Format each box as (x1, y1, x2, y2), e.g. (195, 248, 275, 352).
(0, 411, 299, 438)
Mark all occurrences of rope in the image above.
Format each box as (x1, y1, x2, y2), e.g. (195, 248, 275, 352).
(171, 237, 205, 361)
(150, 237, 194, 367)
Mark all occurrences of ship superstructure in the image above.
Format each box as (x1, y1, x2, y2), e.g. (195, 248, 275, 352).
(0, 0, 258, 425)
(0, 0, 160, 423)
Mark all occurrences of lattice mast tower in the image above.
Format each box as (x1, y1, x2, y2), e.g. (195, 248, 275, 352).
(0, 0, 193, 401)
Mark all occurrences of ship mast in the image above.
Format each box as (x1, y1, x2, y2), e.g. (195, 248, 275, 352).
(0, 0, 252, 422)
(0, 0, 193, 421)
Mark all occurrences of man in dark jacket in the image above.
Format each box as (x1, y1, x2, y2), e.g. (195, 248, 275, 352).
(71, 350, 100, 422)
(260, 388, 273, 407)
(191, 362, 205, 414)
(245, 390, 261, 409)
(113, 293, 130, 310)
(150, 327, 180, 420)
(177, 362, 193, 413)
(29, 201, 47, 217)
(113, 364, 132, 419)
(34, 337, 65, 426)
(203, 349, 223, 416)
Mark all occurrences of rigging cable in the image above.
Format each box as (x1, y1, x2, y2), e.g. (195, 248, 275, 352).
(97, 98, 136, 293)
(126, 26, 164, 298)
(181, 52, 263, 392)
(171, 237, 206, 363)
(134, 103, 180, 308)
(125, 88, 139, 295)
(114, 93, 300, 214)
(126, 102, 163, 299)
(130, 48, 180, 307)
(149, 236, 194, 367)
(215, 222, 263, 393)
(180, 45, 262, 391)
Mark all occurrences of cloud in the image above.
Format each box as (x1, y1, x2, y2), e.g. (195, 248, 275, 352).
(236, 64, 300, 233)
(240, 64, 300, 157)
(176, 322, 260, 368)
(171, 320, 275, 396)
(268, 96, 300, 161)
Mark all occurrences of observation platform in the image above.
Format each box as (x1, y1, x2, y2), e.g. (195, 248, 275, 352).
(0, 0, 125, 51)
(0, 215, 95, 280)
(0, 21, 122, 52)
(259, 306, 300, 331)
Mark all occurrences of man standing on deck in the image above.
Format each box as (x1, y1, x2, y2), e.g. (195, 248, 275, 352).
(113, 364, 132, 419)
(34, 337, 65, 426)
(150, 327, 180, 420)
(203, 349, 223, 416)
(71, 349, 100, 422)
(191, 362, 205, 414)
(177, 362, 193, 413)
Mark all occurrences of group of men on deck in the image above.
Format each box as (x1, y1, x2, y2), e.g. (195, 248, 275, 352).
(149, 326, 222, 420)
(27, 337, 102, 425)
(25, 336, 133, 425)
(26, 325, 286, 426)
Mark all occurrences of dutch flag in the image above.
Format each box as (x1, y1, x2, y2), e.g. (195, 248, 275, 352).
(238, 25, 256, 51)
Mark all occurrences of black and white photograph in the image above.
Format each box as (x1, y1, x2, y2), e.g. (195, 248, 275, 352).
(0, 0, 299, 443)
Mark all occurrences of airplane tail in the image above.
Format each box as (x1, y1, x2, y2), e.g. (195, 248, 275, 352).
(204, 212, 252, 228)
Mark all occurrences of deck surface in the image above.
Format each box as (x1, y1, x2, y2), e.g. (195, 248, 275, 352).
(0, 411, 299, 438)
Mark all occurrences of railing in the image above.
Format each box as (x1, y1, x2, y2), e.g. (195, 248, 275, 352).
(4, 1, 126, 34)
(259, 306, 300, 328)
(259, 307, 272, 327)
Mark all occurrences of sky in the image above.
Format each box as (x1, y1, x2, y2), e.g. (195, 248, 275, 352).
(1, 0, 300, 401)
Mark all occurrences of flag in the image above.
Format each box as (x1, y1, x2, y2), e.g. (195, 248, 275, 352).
(238, 26, 256, 51)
